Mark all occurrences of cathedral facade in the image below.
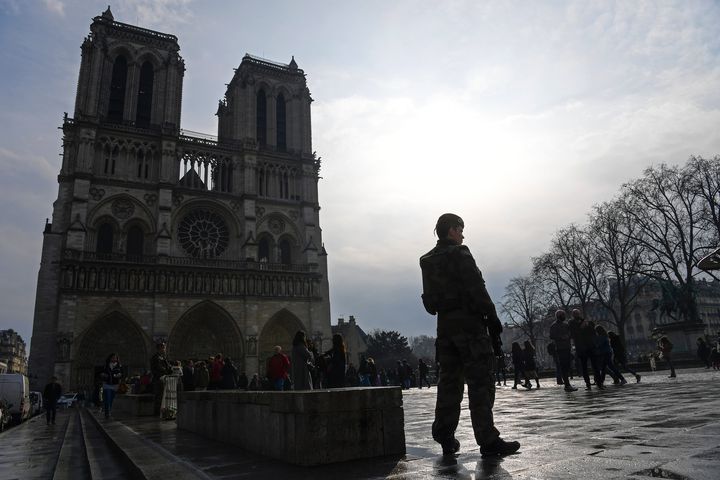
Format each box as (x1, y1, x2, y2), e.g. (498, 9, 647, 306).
(28, 8, 331, 390)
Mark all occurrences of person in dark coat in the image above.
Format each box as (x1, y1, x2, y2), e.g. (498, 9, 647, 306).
(220, 357, 238, 389)
(42, 376, 62, 425)
(522, 341, 540, 389)
(150, 342, 172, 415)
(568, 309, 601, 390)
(182, 360, 195, 392)
(291, 330, 314, 390)
(324, 333, 347, 388)
(594, 325, 625, 387)
(608, 331, 641, 383)
(511, 342, 530, 389)
(549, 310, 577, 392)
(697, 337, 711, 368)
(418, 358, 431, 388)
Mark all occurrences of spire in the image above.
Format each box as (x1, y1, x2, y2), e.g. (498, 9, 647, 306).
(101, 5, 114, 21)
(289, 56, 298, 71)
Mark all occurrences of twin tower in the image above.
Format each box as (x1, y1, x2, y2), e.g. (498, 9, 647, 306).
(28, 8, 331, 390)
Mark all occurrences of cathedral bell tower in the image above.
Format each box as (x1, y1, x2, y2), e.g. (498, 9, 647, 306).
(28, 8, 331, 391)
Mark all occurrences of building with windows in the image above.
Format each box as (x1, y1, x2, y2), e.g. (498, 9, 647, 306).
(0, 329, 28, 375)
(28, 8, 331, 390)
(332, 316, 369, 368)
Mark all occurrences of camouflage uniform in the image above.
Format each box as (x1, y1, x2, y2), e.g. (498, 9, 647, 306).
(420, 238, 502, 448)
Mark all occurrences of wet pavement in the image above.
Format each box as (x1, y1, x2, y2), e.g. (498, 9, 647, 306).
(1, 367, 719, 479)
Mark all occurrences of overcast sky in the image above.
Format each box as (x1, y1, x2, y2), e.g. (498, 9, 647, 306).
(2, 0, 720, 350)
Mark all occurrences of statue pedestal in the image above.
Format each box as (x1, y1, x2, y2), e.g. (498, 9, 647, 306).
(177, 387, 406, 465)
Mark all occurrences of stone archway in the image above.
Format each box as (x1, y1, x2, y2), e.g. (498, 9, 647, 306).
(168, 301, 243, 368)
(258, 309, 306, 371)
(73, 313, 149, 391)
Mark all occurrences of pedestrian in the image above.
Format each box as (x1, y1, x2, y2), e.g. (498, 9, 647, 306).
(495, 350, 507, 387)
(522, 341, 540, 389)
(102, 353, 122, 419)
(324, 333, 347, 389)
(291, 330, 314, 390)
(511, 342, 530, 390)
(697, 337, 711, 368)
(237, 372, 249, 390)
(358, 355, 371, 386)
(209, 354, 223, 390)
(150, 342, 172, 416)
(267, 345, 291, 391)
(594, 325, 626, 386)
(182, 360, 195, 392)
(193, 361, 209, 391)
(547, 341, 563, 385)
(419, 358, 431, 388)
(549, 310, 578, 392)
(42, 376, 62, 425)
(221, 357, 238, 389)
(608, 332, 641, 383)
(402, 360, 413, 389)
(657, 336, 676, 378)
(419, 213, 520, 457)
(568, 309, 602, 390)
(368, 357, 379, 386)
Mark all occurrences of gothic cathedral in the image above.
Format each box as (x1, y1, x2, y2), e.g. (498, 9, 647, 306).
(28, 8, 331, 390)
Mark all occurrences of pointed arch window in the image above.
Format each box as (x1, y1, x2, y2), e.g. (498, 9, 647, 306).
(97, 223, 114, 255)
(136, 61, 154, 127)
(258, 237, 270, 262)
(256, 89, 267, 146)
(279, 239, 292, 265)
(126, 225, 144, 257)
(276, 93, 286, 151)
(108, 55, 127, 122)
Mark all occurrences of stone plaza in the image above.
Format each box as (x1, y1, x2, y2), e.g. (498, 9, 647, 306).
(2, 366, 718, 479)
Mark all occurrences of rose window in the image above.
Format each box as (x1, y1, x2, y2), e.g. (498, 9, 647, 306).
(178, 210, 229, 258)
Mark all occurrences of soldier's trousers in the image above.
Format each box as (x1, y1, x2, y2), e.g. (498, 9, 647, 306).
(432, 332, 500, 447)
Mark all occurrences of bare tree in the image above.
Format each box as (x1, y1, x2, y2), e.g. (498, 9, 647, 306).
(550, 224, 598, 312)
(501, 274, 546, 347)
(532, 251, 573, 313)
(621, 163, 710, 323)
(585, 198, 648, 344)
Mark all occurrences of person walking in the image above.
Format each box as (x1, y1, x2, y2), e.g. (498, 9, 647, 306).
(549, 310, 578, 392)
(267, 346, 291, 391)
(182, 360, 195, 392)
(221, 357, 238, 389)
(324, 333, 347, 389)
(608, 331, 641, 383)
(547, 341, 564, 385)
(568, 309, 602, 390)
(291, 330, 314, 390)
(102, 353, 122, 419)
(594, 325, 626, 386)
(522, 341, 540, 389)
(511, 342, 530, 390)
(697, 337, 711, 368)
(420, 213, 520, 457)
(42, 376, 62, 425)
(418, 358, 431, 388)
(658, 336, 676, 378)
(495, 350, 508, 387)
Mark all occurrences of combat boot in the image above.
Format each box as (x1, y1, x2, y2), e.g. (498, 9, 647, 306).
(441, 438, 460, 456)
(481, 438, 521, 457)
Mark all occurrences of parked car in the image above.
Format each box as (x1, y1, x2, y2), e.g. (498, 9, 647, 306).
(57, 392, 78, 408)
(0, 373, 31, 423)
(29, 391, 44, 416)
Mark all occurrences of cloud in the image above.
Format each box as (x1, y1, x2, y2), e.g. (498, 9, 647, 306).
(43, 0, 64, 16)
(116, 0, 195, 29)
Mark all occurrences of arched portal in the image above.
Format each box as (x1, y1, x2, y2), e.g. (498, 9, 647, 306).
(168, 301, 243, 368)
(73, 312, 148, 391)
(259, 309, 306, 371)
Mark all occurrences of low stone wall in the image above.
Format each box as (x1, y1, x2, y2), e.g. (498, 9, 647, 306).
(112, 393, 155, 417)
(177, 387, 406, 466)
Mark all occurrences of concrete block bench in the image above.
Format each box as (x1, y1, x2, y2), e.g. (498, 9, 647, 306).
(112, 393, 155, 417)
(177, 387, 406, 465)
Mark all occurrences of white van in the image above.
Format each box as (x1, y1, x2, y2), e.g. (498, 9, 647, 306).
(0, 373, 31, 423)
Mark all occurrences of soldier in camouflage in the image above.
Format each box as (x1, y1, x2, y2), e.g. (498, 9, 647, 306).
(420, 213, 520, 457)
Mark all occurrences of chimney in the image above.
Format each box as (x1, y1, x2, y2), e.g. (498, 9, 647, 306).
(349, 315, 356, 325)
(337, 317, 345, 326)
